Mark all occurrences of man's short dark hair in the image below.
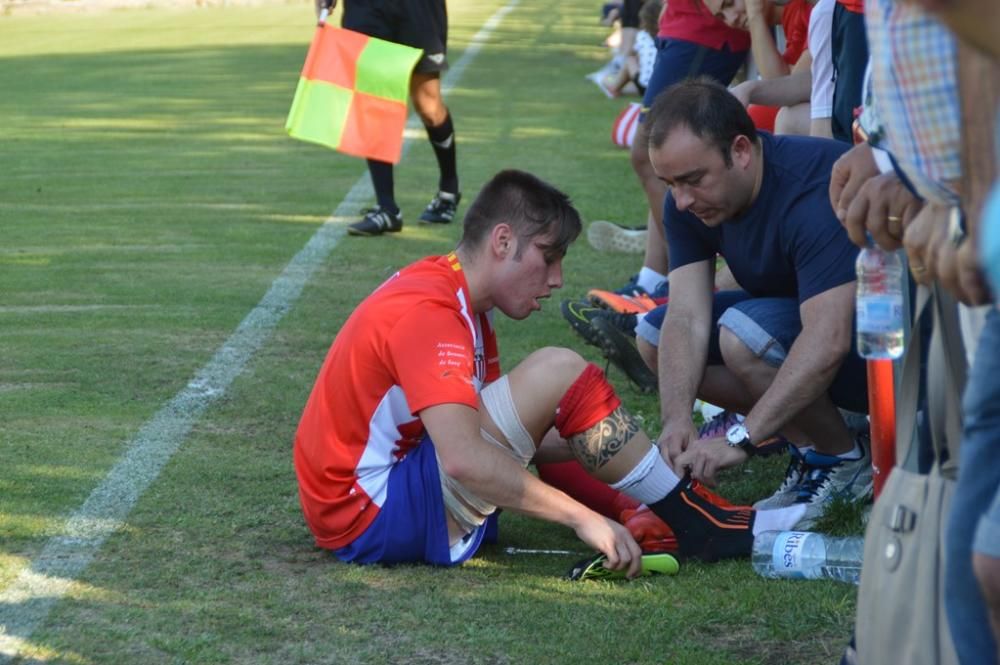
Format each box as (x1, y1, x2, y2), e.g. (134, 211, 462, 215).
(645, 77, 758, 167)
(461, 170, 582, 260)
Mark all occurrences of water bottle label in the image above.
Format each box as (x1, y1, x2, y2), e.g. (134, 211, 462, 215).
(856, 294, 904, 334)
(772, 531, 825, 579)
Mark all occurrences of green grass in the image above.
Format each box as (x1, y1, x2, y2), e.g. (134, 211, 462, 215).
(0, 1, 861, 662)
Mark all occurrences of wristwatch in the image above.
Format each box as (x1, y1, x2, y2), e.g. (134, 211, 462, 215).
(726, 423, 756, 457)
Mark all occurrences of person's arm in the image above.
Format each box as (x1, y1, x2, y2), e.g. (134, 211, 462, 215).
(740, 281, 855, 445)
(675, 281, 856, 483)
(731, 68, 812, 109)
(656, 259, 715, 464)
(421, 403, 642, 575)
(746, 0, 791, 79)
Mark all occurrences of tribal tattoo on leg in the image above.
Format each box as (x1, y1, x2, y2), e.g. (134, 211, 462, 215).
(567, 406, 642, 472)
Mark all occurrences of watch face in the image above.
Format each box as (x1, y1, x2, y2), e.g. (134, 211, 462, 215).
(726, 423, 748, 445)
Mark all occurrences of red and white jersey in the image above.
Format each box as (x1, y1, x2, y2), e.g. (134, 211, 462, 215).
(293, 253, 500, 549)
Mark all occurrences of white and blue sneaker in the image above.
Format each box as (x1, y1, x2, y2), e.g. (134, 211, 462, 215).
(792, 435, 874, 529)
(753, 444, 806, 510)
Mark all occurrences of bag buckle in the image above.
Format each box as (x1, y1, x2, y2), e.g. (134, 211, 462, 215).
(889, 505, 916, 532)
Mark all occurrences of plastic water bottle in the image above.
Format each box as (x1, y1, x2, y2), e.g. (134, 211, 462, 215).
(751, 531, 864, 585)
(855, 242, 904, 359)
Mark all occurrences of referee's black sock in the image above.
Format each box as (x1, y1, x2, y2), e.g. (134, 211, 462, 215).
(425, 112, 458, 195)
(648, 474, 756, 562)
(366, 159, 398, 214)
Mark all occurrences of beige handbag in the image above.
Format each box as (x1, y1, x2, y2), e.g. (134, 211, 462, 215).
(855, 285, 966, 665)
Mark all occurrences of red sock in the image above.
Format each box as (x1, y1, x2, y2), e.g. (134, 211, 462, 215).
(537, 460, 639, 520)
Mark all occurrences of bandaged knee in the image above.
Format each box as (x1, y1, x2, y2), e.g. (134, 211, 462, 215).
(438, 375, 536, 535)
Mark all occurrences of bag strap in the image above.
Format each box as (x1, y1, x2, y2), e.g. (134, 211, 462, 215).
(895, 283, 968, 476)
(896, 285, 931, 471)
(926, 284, 967, 478)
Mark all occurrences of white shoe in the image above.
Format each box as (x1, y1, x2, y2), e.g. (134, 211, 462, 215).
(587, 220, 647, 254)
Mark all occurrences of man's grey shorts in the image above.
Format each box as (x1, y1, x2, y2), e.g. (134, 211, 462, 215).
(635, 290, 869, 413)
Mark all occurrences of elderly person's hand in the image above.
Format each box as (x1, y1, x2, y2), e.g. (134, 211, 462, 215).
(928, 210, 994, 305)
(829, 143, 880, 225)
(841, 172, 923, 250)
(903, 202, 950, 285)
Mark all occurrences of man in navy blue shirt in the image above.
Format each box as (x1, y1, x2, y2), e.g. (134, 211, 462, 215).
(632, 77, 872, 527)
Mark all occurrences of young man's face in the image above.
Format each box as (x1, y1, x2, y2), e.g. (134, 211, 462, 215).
(493, 231, 565, 320)
(701, 0, 749, 29)
(648, 125, 755, 227)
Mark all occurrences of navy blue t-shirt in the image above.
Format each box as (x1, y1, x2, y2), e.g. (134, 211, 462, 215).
(664, 132, 858, 303)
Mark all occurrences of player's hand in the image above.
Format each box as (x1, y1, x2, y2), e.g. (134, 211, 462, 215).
(829, 143, 880, 225)
(672, 435, 748, 486)
(574, 513, 643, 578)
(842, 172, 922, 250)
(658, 423, 697, 468)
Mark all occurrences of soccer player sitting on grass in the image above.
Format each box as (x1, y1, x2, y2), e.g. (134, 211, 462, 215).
(293, 170, 808, 572)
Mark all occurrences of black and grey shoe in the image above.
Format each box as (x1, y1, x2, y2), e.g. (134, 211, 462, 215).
(348, 207, 403, 236)
(419, 191, 461, 224)
(590, 313, 657, 394)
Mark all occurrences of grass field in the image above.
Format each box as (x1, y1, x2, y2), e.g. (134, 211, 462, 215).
(0, 1, 861, 663)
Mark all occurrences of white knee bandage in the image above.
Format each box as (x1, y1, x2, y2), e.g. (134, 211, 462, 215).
(437, 376, 537, 534)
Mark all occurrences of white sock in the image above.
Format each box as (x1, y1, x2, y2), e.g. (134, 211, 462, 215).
(637, 267, 667, 294)
(610, 446, 679, 505)
(752, 504, 807, 535)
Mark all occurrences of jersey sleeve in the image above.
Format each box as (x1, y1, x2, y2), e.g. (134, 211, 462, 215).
(385, 306, 480, 415)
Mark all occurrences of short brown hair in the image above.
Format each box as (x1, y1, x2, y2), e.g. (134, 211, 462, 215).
(646, 77, 758, 167)
(461, 170, 581, 261)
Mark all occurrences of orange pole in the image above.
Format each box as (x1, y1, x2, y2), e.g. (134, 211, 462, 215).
(866, 359, 896, 498)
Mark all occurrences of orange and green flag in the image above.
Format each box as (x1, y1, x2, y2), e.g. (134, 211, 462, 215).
(285, 25, 423, 164)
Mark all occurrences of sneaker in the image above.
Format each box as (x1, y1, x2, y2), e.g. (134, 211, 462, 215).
(560, 299, 608, 349)
(649, 474, 756, 562)
(697, 410, 744, 439)
(419, 191, 461, 224)
(586, 288, 658, 314)
(561, 299, 638, 349)
(587, 220, 647, 255)
(792, 435, 874, 529)
(348, 206, 403, 236)
(589, 314, 658, 393)
(565, 551, 679, 581)
(620, 505, 678, 553)
(753, 445, 806, 510)
(609, 491, 642, 523)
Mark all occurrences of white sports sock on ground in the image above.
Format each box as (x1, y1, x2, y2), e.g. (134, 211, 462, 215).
(610, 446, 679, 505)
(637, 267, 667, 293)
(752, 503, 808, 535)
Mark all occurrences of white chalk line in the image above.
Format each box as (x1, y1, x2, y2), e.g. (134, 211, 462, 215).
(0, 1, 519, 659)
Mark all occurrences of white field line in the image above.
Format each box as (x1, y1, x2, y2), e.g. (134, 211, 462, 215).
(0, 1, 519, 659)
